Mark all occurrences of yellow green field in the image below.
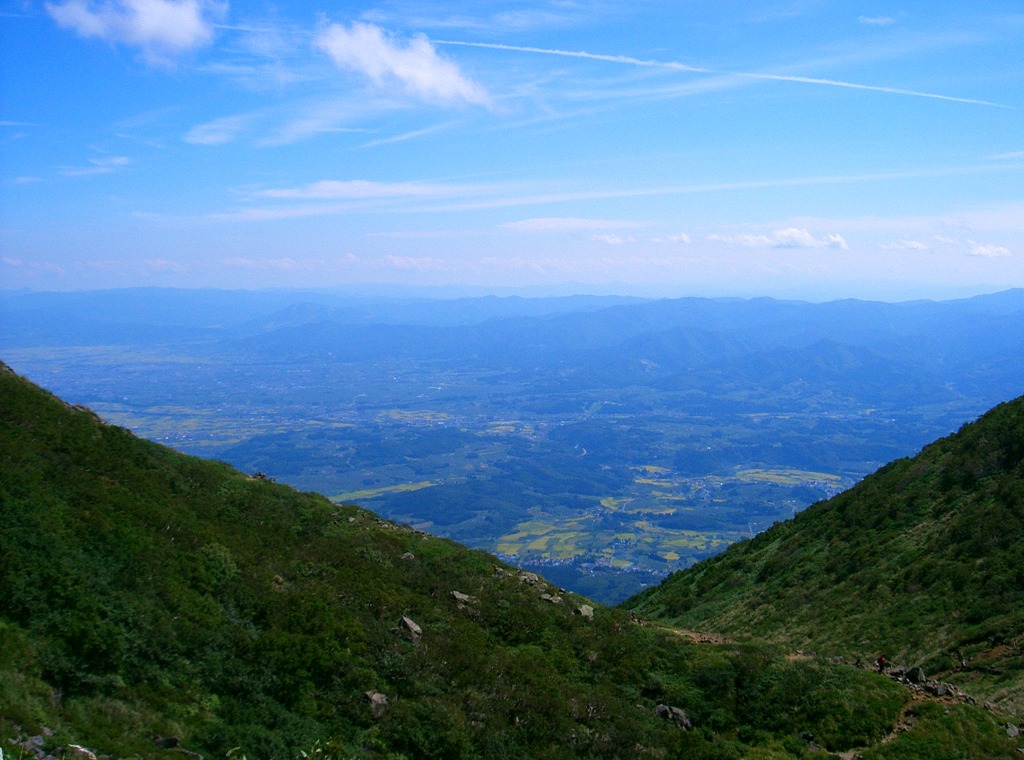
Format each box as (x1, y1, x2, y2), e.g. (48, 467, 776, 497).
(730, 468, 842, 485)
(331, 480, 436, 502)
(378, 409, 452, 423)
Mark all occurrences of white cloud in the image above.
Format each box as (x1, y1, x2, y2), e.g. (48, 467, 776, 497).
(967, 241, 1011, 257)
(46, 0, 223, 60)
(710, 227, 848, 250)
(986, 150, 1024, 161)
(881, 239, 929, 251)
(652, 233, 691, 244)
(184, 114, 255, 145)
(591, 233, 636, 245)
(315, 22, 490, 106)
(858, 15, 896, 26)
(501, 217, 643, 233)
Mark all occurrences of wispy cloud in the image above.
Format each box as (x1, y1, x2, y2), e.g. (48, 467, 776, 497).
(436, 40, 1008, 108)
(361, 122, 457, 148)
(45, 0, 225, 62)
(1, 256, 66, 276)
(652, 233, 692, 244)
(316, 22, 490, 107)
(184, 113, 256, 145)
(967, 242, 1011, 257)
(709, 228, 849, 250)
(255, 99, 379, 146)
(858, 15, 897, 27)
(60, 155, 131, 176)
(210, 178, 502, 221)
(591, 233, 635, 245)
(252, 179, 480, 201)
(881, 239, 929, 251)
(210, 165, 1023, 225)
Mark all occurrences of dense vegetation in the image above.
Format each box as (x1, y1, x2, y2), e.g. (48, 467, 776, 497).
(3, 363, 1022, 757)
(627, 394, 1024, 714)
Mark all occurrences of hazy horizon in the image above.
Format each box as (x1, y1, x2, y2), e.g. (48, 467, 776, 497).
(1, 281, 1021, 305)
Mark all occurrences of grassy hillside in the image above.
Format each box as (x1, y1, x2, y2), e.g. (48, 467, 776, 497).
(626, 395, 1024, 713)
(2, 362, 1021, 758)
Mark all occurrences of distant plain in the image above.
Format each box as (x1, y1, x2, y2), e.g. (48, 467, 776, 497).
(3, 287, 1022, 602)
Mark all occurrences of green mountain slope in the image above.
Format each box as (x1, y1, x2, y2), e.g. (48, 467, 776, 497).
(626, 395, 1024, 713)
(2, 362, 1021, 759)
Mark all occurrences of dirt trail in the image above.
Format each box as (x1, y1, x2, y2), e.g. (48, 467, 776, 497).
(661, 626, 730, 645)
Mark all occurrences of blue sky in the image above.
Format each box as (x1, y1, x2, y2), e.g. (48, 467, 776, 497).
(1, 1, 1022, 299)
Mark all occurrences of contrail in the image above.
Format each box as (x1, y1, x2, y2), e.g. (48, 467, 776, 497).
(436, 40, 1008, 108)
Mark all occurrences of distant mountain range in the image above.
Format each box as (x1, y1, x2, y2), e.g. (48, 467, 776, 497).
(2, 362, 1023, 758)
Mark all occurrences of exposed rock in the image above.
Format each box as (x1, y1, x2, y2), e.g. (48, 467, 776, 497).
(654, 704, 692, 729)
(1006, 723, 1020, 738)
(394, 615, 423, 645)
(66, 746, 97, 760)
(401, 552, 416, 560)
(575, 604, 595, 620)
(365, 691, 389, 718)
(540, 593, 562, 604)
(519, 571, 541, 585)
(907, 666, 926, 684)
(451, 590, 476, 604)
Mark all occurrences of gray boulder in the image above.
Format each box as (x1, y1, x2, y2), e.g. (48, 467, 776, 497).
(365, 691, 389, 718)
(654, 704, 692, 730)
(575, 604, 595, 620)
(907, 666, 926, 684)
(394, 615, 423, 645)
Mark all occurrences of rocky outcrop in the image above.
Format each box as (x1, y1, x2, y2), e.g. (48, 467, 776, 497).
(654, 704, 692, 730)
(365, 691, 389, 718)
(394, 615, 423, 645)
(518, 571, 541, 585)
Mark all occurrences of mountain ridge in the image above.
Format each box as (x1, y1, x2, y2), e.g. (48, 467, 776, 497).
(625, 394, 1024, 714)
(4, 361, 1024, 757)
